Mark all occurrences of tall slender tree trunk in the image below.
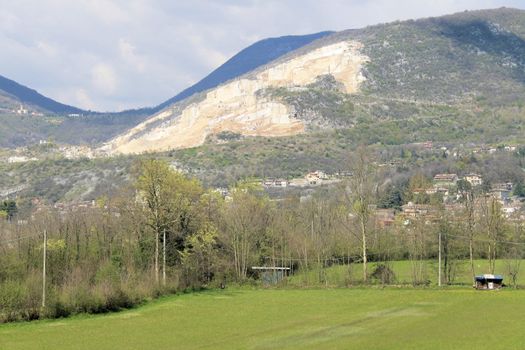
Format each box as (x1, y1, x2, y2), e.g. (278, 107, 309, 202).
(469, 239, 474, 282)
(162, 229, 166, 286)
(466, 194, 475, 282)
(155, 230, 159, 283)
(361, 219, 367, 282)
(488, 244, 494, 274)
(233, 237, 239, 280)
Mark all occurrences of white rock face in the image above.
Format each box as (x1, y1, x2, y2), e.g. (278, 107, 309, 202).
(104, 40, 369, 154)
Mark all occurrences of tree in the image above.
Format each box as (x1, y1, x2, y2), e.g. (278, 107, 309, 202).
(458, 179, 476, 280)
(513, 180, 525, 197)
(406, 173, 432, 204)
(220, 182, 272, 281)
(436, 211, 463, 284)
(456, 179, 471, 194)
(480, 197, 505, 274)
(345, 147, 375, 282)
(0, 200, 17, 221)
(378, 185, 404, 210)
(504, 222, 524, 288)
(136, 159, 173, 283)
(180, 223, 218, 287)
(135, 159, 203, 283)
(405, 218, 429, 286)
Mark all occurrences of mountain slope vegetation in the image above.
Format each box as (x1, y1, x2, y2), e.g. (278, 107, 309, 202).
(0, 33, 332, 148)
(106, 8, 525, 154)
(4, 8, 525, 203)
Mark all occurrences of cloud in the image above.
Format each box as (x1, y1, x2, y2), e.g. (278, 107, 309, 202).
(0, 0, 523, 111)
(74, 88, 96, 110)
(81, 0, 130, 24)
(36, 41, 59, 58)
(91, 63, 118, 95)
(118, 38, 146, 73)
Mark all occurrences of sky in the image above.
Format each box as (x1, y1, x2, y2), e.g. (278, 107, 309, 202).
(1, 0, 524, 112)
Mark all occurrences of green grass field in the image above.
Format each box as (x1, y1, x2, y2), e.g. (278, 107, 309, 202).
(1, 288, 525, 349)
(288, 259, 525, 287)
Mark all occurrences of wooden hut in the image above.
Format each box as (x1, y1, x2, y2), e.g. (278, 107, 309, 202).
(474, 274, 503, 290)
(251, 267, 291, 285)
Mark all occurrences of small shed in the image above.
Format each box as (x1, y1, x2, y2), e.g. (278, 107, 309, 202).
(474, 274, 503, 290)
(251, 267, 291, 285)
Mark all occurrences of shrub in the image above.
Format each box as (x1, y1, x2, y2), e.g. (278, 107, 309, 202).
(371, 264, 396, 285)
(0, 272, 42, 322)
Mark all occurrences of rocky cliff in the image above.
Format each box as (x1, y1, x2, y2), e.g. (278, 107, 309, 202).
(104, 41, 369, 154)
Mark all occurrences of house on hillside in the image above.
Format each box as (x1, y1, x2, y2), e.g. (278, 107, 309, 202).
(433, 173, 458, 188)
(464, 173, 483, 187)
(490, 183, 513, 203)
(305, 171, 328, 185)
(374, 209, 395, 228)
(490, 189, 511, 203)
(492, 182, 513, 191)
(263, 179, 275, 187)
(274, 179, 288, 187)
(425, 187, 449, 196)
(15, 104, 28, 115)
(444, 204, 463, 216)
(401, 202, 435, 218)
(263, 178, 289, 188)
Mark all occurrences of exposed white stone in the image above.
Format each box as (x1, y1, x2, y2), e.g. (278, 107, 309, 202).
(104, 40, 369, 154)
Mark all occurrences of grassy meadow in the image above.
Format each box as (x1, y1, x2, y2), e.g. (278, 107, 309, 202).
(1, 288, 525, 349)
(287, 259, 525, 287)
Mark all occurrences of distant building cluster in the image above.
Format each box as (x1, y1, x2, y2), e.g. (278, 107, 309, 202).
(400, 172, 523, 221)
(13, 104, 43, 116)
(261, 170, 348, 189)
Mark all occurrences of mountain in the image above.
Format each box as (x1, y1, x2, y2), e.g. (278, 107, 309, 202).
(154, 31, 334, 111)
(0, 78, 152, 147)
(7, 8, 525, 203)
(0, 32, 333, 148)
(0, 75, 84, 115)
(104, 7, 525, 155)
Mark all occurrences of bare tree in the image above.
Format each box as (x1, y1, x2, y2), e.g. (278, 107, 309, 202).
(457, 179, 476, 281)
(220, 183, 271, 281)
(406, 218, 428, 286)
(505, 221, 524, 288)
(345, 146, 376, 283)
(480, 197, 505, 274)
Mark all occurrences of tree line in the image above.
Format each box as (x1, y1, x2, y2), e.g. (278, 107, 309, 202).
(0, 153, 524, 323)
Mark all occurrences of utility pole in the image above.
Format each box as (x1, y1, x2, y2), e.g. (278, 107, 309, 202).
(162, 229, 166, 286)
(42, 229, 47, 308)
(438, 231, 442, 287)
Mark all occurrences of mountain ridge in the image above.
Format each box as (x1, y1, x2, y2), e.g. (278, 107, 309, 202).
(0, 32, 332, 147)
(0, 75, 84, 115)
(153, 31, 334, 112)
(105, 7, 525, 154)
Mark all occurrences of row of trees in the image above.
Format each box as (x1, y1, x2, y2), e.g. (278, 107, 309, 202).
(0, 153, 524, 322)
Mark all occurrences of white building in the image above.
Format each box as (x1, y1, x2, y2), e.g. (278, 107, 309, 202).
(464, 173, 483, 186)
